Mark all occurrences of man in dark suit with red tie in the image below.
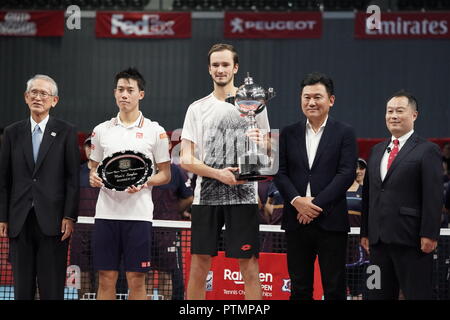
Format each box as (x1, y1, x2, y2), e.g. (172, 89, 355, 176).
(360, 90, 442, 300)
(0, 75, 80, 300)
(274, 72, 357, 300)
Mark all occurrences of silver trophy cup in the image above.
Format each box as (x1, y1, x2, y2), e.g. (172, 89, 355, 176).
(235, 72, 275, 181)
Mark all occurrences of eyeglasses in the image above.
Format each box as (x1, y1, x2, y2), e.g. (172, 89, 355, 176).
(28, 89, 53, 99)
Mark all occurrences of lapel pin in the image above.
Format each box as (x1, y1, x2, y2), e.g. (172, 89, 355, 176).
(51, 132, 57, 137)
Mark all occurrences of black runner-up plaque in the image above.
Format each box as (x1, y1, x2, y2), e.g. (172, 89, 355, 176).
(97, 151, 153, 191)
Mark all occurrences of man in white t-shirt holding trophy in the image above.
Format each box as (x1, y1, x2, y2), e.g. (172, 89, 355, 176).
(180, 44, 270, 300)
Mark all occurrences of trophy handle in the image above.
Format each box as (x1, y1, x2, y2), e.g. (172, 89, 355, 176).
(247, 110, 259, 155)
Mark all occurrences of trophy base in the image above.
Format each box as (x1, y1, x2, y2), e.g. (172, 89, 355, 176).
(237, 154, 271, 181)
(236, 173, 269, 181)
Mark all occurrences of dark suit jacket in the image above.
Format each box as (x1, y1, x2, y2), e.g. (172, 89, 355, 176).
(361, 133, 442, 248)
(274, 117, 357, 232)
(0, 116, 80, 238)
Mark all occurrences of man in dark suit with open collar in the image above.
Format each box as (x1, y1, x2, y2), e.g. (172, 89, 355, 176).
(274, 72, 357, 300)
(360, 91, 441, 300)
(0, 74, 80, 300)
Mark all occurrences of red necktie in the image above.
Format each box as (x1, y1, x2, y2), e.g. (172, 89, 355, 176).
(387, 139, 399, 170)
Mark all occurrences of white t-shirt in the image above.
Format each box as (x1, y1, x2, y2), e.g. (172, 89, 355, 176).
(181, 93, 270, 205)
(90, 112, 170, 222)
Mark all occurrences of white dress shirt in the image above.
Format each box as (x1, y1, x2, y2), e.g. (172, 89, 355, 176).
(30, 114, 49, 134)
(30, 115, 49, 208)
(291, 116, 328, 204)
(380, 129, 414, 181)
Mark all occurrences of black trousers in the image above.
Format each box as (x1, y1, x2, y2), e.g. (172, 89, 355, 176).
(286, 224, 348, 300)
(367, 242, 433, 300)
(9, 209, 69, 300)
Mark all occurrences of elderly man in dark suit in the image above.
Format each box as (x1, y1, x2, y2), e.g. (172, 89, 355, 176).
(274, 72, 357, 300)
(360, 91, 441, 300)
(0, 74, 80, 300)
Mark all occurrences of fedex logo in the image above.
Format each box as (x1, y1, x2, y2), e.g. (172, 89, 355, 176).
(111, 14, 175, 36)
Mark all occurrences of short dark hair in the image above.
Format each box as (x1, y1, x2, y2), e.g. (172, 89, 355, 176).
(357, 158, 367, 169)
(207, 43, 239, 66)
(115, 67, 146, 91)
(388, 90, 418, 112)
(301, 72, 334, 97)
